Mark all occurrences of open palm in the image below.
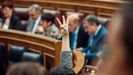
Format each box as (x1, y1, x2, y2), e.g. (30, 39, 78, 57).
(56, 16, 69, 36)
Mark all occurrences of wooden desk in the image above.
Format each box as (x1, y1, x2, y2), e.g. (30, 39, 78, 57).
(0, 29, 62, 69)
(0, 29, 85, 74)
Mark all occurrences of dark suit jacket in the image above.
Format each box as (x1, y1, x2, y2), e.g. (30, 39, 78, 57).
(83, 26, 108, 60)
(69, 26, 89, 49)
(1, 14, 23, 31)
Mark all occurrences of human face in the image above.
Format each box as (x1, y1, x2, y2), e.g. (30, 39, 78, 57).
(83, 20, 96, 35)
(29, 8, 39, 20)
(68, 20, 79, 32)
(40, 20, 50, 28)
(2, 7, 13, 18)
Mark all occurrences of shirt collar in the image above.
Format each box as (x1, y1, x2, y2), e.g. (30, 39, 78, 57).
(94, 25, 102, 36)
(31, 16, 41, 22)
(35, 16, 41, 22)
(73, 27, 79, 35)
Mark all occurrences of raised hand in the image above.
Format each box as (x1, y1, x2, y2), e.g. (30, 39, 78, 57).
(56, 15, 69, 37)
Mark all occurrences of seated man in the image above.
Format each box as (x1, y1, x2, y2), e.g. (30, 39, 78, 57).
(83, 15, 108, 64)
(68, 14, 89, 50)
(36, 13, 60, 39)
(27, 4, 42, 33)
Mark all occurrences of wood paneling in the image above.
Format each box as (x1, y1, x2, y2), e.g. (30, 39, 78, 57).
(13, 0, 123, 17)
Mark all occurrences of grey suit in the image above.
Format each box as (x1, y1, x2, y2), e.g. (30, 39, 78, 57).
(27, 17, 41, 33)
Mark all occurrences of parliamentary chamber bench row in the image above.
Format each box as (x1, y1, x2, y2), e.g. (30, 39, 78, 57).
(0, 29, 85, 74)
(0, 0, 121, 29)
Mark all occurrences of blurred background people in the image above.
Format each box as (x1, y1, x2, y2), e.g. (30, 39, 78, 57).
(68, 14, 89, 50)
(27, 4, 42, 33)
(6, 62, 49, 75)
(97, 1, 133, 75)
(83, 15, 108, 64)
(36, 13, 60, 39)
(1, 1, 23, 31)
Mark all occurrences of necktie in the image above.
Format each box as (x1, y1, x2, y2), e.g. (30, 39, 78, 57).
(89, 36, 94, 47)
(70, 32, 76, 50)
(29, 21, 35, 33)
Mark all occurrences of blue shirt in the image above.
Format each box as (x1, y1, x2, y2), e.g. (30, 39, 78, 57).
(71, 27, 80, 49)
(89, 25, 102, 47)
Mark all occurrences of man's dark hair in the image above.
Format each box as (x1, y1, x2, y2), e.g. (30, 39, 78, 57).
(41, 13, 55, 25)
(85, 15, 100, 26)
(50, 65, 76, 75)
(2, 1, 14, 9)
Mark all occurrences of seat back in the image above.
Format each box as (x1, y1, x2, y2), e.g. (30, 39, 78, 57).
(8, 45, 27, 64)
(22, 52, 44, 65)
(0, 45, 4, 75)
(66, 11, 85, 21)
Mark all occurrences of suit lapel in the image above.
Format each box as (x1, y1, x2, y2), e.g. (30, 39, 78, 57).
(76, 27, 82, 48)
(91, 26, 103, 50)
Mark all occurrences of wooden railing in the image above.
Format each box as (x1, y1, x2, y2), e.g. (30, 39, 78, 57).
(0, 29, 62, 69)
(0, 29, 85, 74)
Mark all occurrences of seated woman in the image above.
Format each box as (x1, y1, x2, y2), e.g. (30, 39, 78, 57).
(1, 1, 23, 31)
(36, 13, 60, 39)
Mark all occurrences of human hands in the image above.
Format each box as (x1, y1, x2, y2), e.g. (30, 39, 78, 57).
(56, 16, 69, 37)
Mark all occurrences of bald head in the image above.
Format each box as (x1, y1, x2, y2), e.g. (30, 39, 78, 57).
(68, 14, 80, 32)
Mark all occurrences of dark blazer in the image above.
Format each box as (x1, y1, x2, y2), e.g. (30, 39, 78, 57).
(69, 26, 89, 49)
(83, 25, 108, 60)
(1, 14, 23, 31)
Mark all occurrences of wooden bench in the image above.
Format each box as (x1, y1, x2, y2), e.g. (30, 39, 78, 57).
(0, 29, 62, 69)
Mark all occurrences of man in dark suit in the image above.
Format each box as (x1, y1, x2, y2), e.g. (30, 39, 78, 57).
(83, 15, 108, 63)
(27, 4, 42, 33)
(68, 14, 89, 50)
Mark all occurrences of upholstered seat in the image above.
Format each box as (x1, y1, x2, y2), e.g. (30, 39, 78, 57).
(22, 52, 44, 65)
(0, 45, 4, 75)
(8, 45, 27, 64)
